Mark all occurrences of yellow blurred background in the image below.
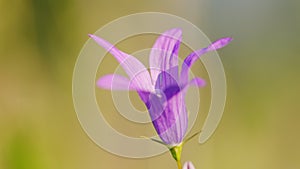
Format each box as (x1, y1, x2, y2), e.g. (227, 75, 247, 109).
(1, 0, 299, 169)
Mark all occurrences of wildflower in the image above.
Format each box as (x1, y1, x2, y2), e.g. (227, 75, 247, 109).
(89, 28, 232, 168)
(183, 161, 195, 169)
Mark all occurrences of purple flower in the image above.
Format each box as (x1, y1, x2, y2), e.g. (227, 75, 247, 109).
(89, 28, 232, 146)
(182, 161, 195, 169)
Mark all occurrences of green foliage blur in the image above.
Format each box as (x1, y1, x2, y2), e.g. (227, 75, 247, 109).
(0, 0, 299, 169)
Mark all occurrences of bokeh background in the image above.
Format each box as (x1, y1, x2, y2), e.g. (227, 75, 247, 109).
(1, 0, 299, 169)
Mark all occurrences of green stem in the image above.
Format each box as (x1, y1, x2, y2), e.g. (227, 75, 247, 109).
(169, 143, 183, 169)
(176, 160, 182, 169)
(167, 132, 201, 169)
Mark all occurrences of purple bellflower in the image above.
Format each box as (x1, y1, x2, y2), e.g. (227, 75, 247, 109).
(89, 28, 232, 167)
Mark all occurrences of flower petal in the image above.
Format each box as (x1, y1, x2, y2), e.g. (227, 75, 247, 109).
(148, 89, 187, 145)
(148, 72, 205, 145)
(189, 77, 206, 87)
(155, 68, 180, 100)
(183, 161, 195, 169)
(97, 74, 135, 90)
(180, 37, 233, 85)
(149, 28, 182, 84)
(89, 34, 153, 92)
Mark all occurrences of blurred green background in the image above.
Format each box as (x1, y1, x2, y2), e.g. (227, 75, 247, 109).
(1, 0, 299, 169)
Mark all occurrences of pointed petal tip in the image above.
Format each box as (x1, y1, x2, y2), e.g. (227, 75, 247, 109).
(96, 77, 108, 89)
(215, 36, 233, 45)
(88, 34, 99, 41)
(207, 36, 233, 51)
(167, 27, 182, 33)
(172, 27, 182, 33)
(223, 36, 233, 43)
(191, 78, 206, 87)
(162, 28, 182, 38)
(96, 74, 134, 91)
(88, 34, 101, 40)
